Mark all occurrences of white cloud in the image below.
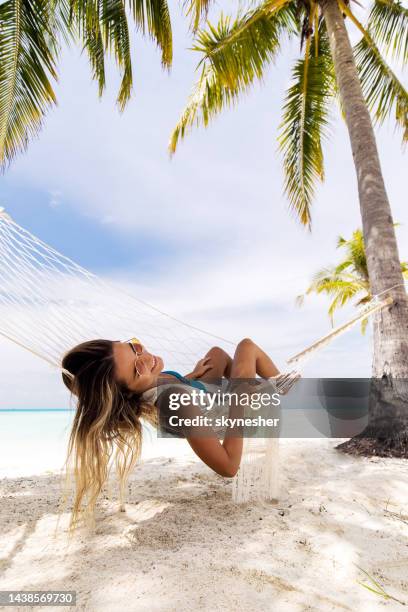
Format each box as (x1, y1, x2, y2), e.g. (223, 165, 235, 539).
(48, 189, 62, 208)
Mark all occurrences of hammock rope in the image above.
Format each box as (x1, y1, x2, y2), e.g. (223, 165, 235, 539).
(0, 208, 403, 504)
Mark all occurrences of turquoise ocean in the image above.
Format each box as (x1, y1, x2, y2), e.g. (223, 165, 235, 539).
(0, 410, 183, 477)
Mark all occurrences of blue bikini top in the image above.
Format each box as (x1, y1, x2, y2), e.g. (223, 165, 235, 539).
(162, 370, 207, 392)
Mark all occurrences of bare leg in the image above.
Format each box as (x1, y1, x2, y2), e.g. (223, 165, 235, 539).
(231, 338, 280, 378)
(220, 339, 279, 465)
(194, 346, 232, 382)
(193, 340, 278, 381)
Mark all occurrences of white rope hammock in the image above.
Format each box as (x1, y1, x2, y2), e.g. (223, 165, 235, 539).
(0, 208, 400, 504)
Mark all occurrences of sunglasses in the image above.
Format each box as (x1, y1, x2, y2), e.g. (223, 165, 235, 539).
(121, 337, 145, 379)
(125, 337, 144, 356)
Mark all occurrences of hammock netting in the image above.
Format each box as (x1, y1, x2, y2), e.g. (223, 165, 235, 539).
(0, 210, 279, 503)
(1, 209, 401, 504)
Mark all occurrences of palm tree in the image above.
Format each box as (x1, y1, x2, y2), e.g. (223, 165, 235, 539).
(170, 0, 408, 456)
(297, 229, 408, 333)
(0, 0, 173, 169)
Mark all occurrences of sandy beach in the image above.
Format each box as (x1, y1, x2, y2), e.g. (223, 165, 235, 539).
(0, 438, 407, 611)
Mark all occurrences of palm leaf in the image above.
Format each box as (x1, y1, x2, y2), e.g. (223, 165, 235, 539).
(337, 0, 407, 144)
(299, 225, 407, 329)
(50, 0, 73, 46)
(193, 2, 297, 90)
(354, 37, 408, 144)
(360, 316, 370, 334)
(71, 0, 133, 109)
(169, 63, 239, 154)
(337, 229, 368, 280)
(169, 1, 296, 154)
(318, 276, 368, 325)
(71, 0, 172, 108)
(334, 259, 353, 274)
(401, 261, 408, 278)
(184, 0, 214, 32)
(368, 0, 408, 64)
(278, 19, 336, 227)
(0, 0, 60, 171)
(128, 0, 172, 67)
(101, 0, 133, 109)
(327, 287, 359, 324)
(72, 0, 106, 96)
(298, 265, 370, 325)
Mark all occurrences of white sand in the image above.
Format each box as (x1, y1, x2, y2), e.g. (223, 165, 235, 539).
(0, 439, 407, 611)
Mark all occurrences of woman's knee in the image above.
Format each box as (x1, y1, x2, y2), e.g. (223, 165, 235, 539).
(237, 338, 255, 349)
(206, 347, 232, 373)
(208, 346, 231, 361)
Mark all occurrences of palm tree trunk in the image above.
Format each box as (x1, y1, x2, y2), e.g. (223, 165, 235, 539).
(321, 0, 408, 456)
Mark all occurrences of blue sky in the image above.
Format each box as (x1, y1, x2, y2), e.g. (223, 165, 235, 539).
(0, 3, 406, 408)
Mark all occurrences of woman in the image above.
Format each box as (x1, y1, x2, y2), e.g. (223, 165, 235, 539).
(61, 337, 279, 529)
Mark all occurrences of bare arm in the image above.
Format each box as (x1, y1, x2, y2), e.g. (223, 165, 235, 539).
(184, 398, 244, 478)
(158, 382, 243, 477)
(177, 379, 252, 477)
(171, 339, 279, 477)
(186, 435, 242, 478)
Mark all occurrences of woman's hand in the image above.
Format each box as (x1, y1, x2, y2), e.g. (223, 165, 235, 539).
(185, 357, 213, 380)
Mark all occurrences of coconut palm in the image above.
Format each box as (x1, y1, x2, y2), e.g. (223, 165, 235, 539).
(0, 0, 173, 169)
(170, 0, 408, 455)
(297, 229, 408, 333)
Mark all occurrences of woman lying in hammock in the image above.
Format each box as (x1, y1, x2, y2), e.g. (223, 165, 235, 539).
(61, 337, 279, 528)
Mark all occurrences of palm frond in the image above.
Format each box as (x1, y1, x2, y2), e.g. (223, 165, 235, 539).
(307, 268, 367, 296)
(308, 273, 368, 323)
(71, 0, 133, 109)
(205, 0, 297, 46)
(278, 19, 335, 227)
(354, 36, 408, 144)
(72, 0, 105, 96)
(193, 1, 297, 90)
(50, 0, 74, 47)
(401, 261, 408, 277)
(0, 0, 60, 171)
(169, 1, 296, 154)
(334, 259, 353, 274)
(326, 285, 361, 324)
(305, 268, 369, 324)
(368, 0, 408, 64)
(355, 294, 372, 305)
(299, 224, 407, 328)
(102, 0, 133, 109)
(184, 0, 214, 33)
(295, 222, 408, 329)
(360, 316, 369, 335)
(72, 0, 172, 108)
(337, 0, 407, 144)
(129, 0, 172, 67)
(169, 63, 239, 154)
(336, 229, 368, 279)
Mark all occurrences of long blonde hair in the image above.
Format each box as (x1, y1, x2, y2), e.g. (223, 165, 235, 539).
(60, 339, 158, 532)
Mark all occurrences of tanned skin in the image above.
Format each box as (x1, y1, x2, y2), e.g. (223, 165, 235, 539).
(113, 338, 279, 478)
(183, 340, 280, 477)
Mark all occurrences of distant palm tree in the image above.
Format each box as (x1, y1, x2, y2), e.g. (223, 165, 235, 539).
(297, 229, 408, 333)
(170, 0, 408, 455)
(0, 0, 173, 168)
